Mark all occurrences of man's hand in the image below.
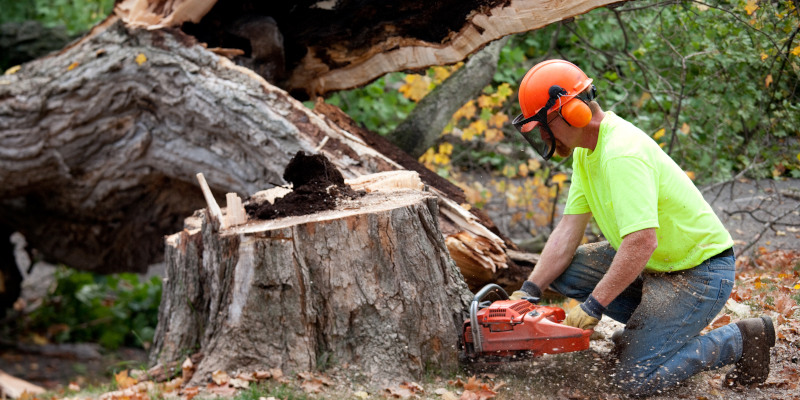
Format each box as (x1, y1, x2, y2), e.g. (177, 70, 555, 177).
(509, 281, 542, 302)
(564, 294, 606, 331)
(564, 303, 600, 330)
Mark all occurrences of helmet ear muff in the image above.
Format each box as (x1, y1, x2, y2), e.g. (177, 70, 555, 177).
(561, 99, 592, 128)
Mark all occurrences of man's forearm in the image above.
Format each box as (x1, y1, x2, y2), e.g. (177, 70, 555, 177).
(592, 228, 657, 307)
(527, 213, 591, 290)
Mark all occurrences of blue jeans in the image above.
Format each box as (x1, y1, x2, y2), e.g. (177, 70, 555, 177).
(549, 242, 741, 395)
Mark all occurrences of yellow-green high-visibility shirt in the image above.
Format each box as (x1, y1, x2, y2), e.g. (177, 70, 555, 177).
(564, 111, 733, 272)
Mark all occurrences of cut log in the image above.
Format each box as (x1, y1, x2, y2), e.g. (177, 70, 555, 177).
(152, 178, 473, 384)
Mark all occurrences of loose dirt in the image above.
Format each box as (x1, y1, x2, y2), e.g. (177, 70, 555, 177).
(245, 151, 363, 220)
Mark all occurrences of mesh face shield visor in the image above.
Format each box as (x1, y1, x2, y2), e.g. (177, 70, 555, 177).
(512, 85, 595, 160)
(512, 113, 557, 160)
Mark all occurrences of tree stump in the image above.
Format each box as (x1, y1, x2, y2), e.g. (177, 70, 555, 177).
(151, 184, 473, 384)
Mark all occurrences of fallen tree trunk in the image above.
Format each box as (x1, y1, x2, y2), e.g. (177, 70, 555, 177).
(152, 173, 472, 384)
(1, 0, 630, 282)
(0, 18, 526, 291)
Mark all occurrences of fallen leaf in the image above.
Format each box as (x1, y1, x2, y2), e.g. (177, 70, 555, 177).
(67, 61, 79, 71)
(710, 314, 731, 329)
(207, 383, 237, 396)
(301, 379, 324, 393)
(115, 370, 137, 389)
(440, 390, 459, 400)
(135, 53, 147, 66)
(236, 372, 255, 381)
(182, 357, 195, 381)
(183, 386, 200, 400)
(162, 377, 183, 392)
(269, 368, 283, 379)
(354, 391, 370, 399)
(385, 381, 424, 399)
(211, 370, 230, 385)
(254, 370, 272, 380)
(230, 378, 250, 389)
(385, 385, 416, 399)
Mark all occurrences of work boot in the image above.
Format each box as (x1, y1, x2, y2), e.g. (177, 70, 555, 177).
(724, 316, 776, 387)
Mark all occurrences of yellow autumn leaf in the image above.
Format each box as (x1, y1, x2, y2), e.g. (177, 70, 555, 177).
(791, 45, 800, 57)
(765, 74, 773, 87)
(551, 173, 568, 186)
(744, 0, 758, 15)
(67, 62, 79, 71)
(680, 123, 690, 135)
(439, 142, 453, 155)
(135, 53, 147, 66)
(477, 94, 495, 109)
(527, 158, 541, 172)
(4, 65, 21, 75)
(761, 52, 769, 61)
(470, 119, 488, 135)
(484, 128, 497, 143)
(461, 126, 477, 141)
(652, 128, 666, 140)
(502, 165, 517, 178)
(432, 66, 451, 83)
(659, 142, 667, 148)
(685, 171, 696, 180)
(419, 148, 435, 165)
(496, 83, 513, 100)
(115, 370, 137, 389)
(399, 74, 433, 101)
(518, 163, 529, 177)
(489, 112, 509, 128)
(796, 152, 800, 162)
(453, 100, 476, 121)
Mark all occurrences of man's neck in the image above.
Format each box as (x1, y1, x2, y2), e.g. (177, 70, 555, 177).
(580, 103, 605, 151)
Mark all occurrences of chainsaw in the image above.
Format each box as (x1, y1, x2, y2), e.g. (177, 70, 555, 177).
(461, 284, 592, 361)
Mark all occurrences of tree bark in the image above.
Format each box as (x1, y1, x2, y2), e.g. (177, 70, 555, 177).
(152, 183, 473, 384)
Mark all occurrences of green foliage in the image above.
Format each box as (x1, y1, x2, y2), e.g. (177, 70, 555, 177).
(325, 73, 416, 136)
(0, 0, 114, 35)
(24, 267, 162, 349)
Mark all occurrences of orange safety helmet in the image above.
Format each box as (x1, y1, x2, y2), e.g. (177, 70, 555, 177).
(512, 59, 596, 159)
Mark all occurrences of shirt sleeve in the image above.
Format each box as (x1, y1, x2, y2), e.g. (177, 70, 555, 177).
(605, 156, 660, 237)
(564, 160, 590, 215)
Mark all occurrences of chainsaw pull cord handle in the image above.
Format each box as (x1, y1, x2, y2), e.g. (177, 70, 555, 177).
(469, 284, 509, 354)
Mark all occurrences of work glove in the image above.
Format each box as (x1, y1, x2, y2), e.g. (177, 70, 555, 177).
(509, 281, 542, 302)
(564, 295, 605, 338)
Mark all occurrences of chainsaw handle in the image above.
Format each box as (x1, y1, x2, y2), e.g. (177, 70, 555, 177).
(469, 284, 509, 354)
(472, 283, 509, 303)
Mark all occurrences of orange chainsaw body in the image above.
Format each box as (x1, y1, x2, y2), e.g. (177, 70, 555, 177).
(462, 285, 592, 359)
